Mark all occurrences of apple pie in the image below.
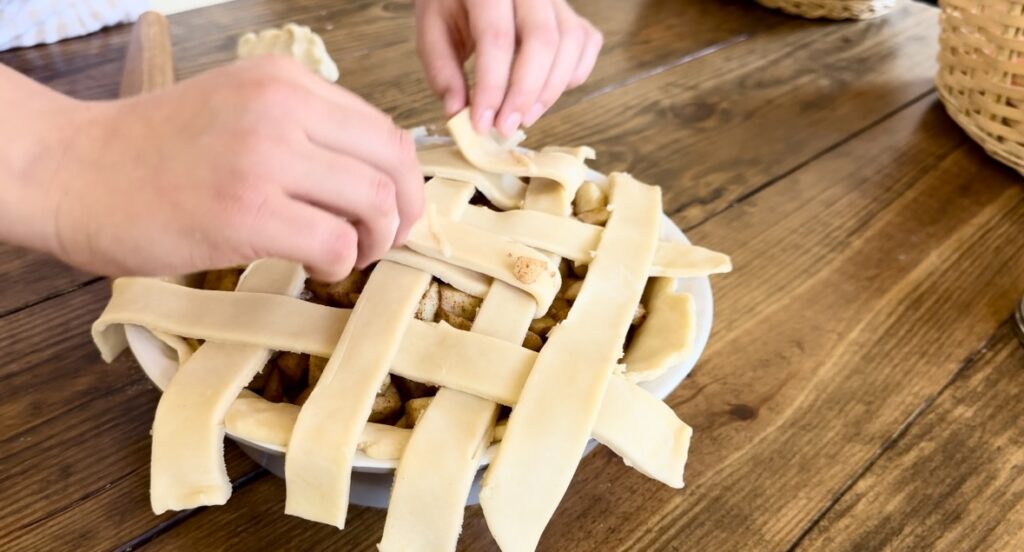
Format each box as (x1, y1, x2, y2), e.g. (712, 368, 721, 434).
(91, 26, 731, 551)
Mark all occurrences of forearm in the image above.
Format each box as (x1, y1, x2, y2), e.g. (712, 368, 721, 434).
(0, 64, 85, 255)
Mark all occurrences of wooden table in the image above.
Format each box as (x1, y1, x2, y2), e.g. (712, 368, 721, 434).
(2, 0, 1023, 550)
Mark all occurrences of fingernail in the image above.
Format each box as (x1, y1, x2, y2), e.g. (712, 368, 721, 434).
(474, 108, 495, 133)
(498, 112, 522, 137)
(523, 103, 544, 127)
(389, 216, 404, 247)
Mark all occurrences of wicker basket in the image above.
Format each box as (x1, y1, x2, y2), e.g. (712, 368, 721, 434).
(754, 0, 899, 19)
(937, 0, 1024, 174)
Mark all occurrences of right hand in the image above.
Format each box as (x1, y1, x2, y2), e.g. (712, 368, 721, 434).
(35, 56, 423, 281)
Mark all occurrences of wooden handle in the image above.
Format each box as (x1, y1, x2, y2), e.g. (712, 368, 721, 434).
(119, 11, 175, 98)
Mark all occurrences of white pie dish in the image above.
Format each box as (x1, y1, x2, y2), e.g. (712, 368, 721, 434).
(127, 149, 713, 507)
(125, 211, 711, 508)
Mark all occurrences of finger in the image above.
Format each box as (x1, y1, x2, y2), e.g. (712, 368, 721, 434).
(285, 148, 399, 268)
(416, 4, 468, 116)
(247, 196, 359, 282)
(495, 0, 559, 137)
(299, 99, 424, 245)
(522, 8, 586, 127)
(568, 21, 603, 89)
(466, 0, 515, 133)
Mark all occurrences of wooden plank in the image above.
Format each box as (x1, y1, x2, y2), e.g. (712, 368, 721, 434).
(0, 283, 260, 550)
(796, 323, 1024, 551)
(141, 474, 388, 552)
(0, 0, 784, 319)
(0, 246, 93, 317)
(525, 0, 941, 227)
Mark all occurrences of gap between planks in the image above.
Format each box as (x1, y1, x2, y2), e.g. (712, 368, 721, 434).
(577, 33, 752, 105)
(114, 468, 269, 552)
(0, 277, 103, 320)
(783, 318, 1016, 552)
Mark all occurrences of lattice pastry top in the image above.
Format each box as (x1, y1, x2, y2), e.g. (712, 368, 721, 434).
(92, 108, 731, 551)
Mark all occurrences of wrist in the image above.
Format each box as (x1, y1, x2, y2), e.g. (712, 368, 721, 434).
(0, 66, 98, 257)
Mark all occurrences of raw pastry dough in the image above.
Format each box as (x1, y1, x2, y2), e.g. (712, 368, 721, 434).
(406, 180, 561, 314)
(381, 282, 534, 552)
(381, 150, 566, 551)
(480, 173, 662, 551)
(285, 262, 430, 528)
(418, 146, 526, 209)
(237, 23, 339, 82)
(447, 109, 586, 200)
(149, 259, 306, 514)
(623, 278, 697, 381)
(459, 204, 731, 277)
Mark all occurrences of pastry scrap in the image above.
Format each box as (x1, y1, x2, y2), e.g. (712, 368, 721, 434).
(236, 23, 339, 82)
(90, 33, 733, 551)
(623, 278, 698, 381)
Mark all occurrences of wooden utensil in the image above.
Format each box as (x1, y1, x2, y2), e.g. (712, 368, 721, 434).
(119, 11, 175, 97)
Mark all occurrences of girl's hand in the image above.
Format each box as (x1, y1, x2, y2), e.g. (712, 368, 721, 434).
(415, 0, 603, 136)
(6, 57, 422, 281)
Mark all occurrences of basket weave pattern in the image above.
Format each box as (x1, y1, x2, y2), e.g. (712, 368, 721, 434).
(937, 0, 1024, 174)
(755, 0, 899, 19)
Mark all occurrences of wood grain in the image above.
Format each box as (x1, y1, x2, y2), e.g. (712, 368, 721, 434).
(0, 284, 259, 550)
(797, 323, 1024, 551)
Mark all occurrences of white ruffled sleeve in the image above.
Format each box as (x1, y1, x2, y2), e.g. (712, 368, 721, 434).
(0, 0, 149, 51)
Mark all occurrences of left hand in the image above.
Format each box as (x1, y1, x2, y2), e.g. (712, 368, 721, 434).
(414, 0, 603, 136)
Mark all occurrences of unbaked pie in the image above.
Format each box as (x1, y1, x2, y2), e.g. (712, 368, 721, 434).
(91, 26, 731, 551)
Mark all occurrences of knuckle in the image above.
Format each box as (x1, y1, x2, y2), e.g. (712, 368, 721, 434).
(370, 175, 397, 216)
(241, 76, 300, 113)
(478, 25, 514, 50)
(561, 25, 584, 49)
(390, 127, 418, 167)
(528, 24, 559, 50)
(320, 223, 358, 275)
(222, 182, 266, 221)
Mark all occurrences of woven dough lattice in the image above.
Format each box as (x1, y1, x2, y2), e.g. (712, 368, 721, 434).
(92, 109, 731, 551)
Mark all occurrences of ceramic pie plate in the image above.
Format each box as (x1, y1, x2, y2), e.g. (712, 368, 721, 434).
(126, 167, 714, 508)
